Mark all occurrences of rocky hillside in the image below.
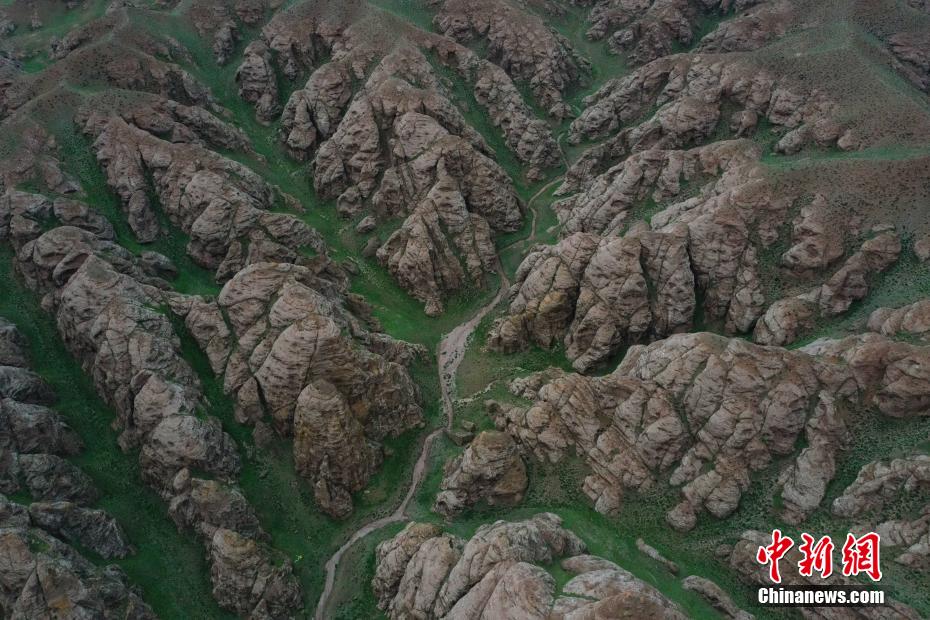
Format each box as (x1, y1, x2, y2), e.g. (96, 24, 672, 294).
(1, 0, 930, 618)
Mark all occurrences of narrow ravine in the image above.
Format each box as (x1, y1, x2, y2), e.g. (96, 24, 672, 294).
(313, 266, 509, 619)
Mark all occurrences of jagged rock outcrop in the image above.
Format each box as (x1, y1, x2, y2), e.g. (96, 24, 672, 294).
(281, 62, 352, 161)
(697, 1, 794, 54)
(295, 43, 525, 311)
(5, 453, 98, 504)
(4, 210, 303, 614)
(262, 1, 559, 178)
(681, 575, 753, 620)
(196, 261, 426, 517)
(832, 456, 930, 519)
(0, 518, 155, 619)
(236, 41, 280, 124)
(754, 231, 901, 347)
(488, 221, 698, 372)
(503, 135, 820, 368)
(0, 320, 153, 615)
(564, 226, 696, 371)
(28, 501, 132, 559)
(488, 232, 600, 353)
(555, 554, 687, 619)
(800, 333, 930, 419)
(373, 514, 687, 619)
(433, 430, 527, 517)
(375, 150, 500, 316)
(890, 31, 930, 92)
(555, 139, 758, 236)
(81, 113, 322, 273)
(867, 300, 930, 343)
(491, 330, 930, 530)
(873, 506, 930, 572)
(431, 0, 585, 118)
(779, 194, 846, 275)
(567, 53, 846, 180)
(210, 528, 302, 618)
(0, 318, 28, 368)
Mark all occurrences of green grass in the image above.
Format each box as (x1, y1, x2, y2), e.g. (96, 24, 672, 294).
(367, 0, 435, 32)
(0, 0, 110, 70)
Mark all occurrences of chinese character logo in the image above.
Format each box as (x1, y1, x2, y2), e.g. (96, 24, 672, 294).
(842, 533, 882, 582)
(798, 533, 834, 578)
(757, 530, 882, 583)
(756, 529, 794, 583)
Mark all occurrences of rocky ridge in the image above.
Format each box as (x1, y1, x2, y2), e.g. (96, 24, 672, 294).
(490, 330, 930, 530)
(372, 513, 688, 619)
(0, 316, 155, 618)
(1, 187, 304, 617)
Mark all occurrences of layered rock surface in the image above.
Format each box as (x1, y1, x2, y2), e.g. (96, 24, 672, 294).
(0, 317, 153, 617)
(491, 331, 930, 530)
(372, 513, 687, 619)
(1, 191, 303, 617)
(433, 430, 527, 517)
(180, 261, 427, 518)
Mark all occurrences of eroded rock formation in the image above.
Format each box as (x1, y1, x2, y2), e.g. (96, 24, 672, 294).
(372, 513, 687, 619)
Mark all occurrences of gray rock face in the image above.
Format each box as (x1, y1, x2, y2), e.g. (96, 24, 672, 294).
(0, 366, 56, 405)
(374, 513, 585, 618)
(10, 453, 98, 505)
(434, 430, 527, 517)
(28, 501, 132, 559)
(681, 575, 753, 620)
(0, 525, 155, 619)
(209, 528, 302, 618)
(236, 41, 280, 124)
(868, 300, 930, 343)
(5, 204, 303, 615)
(0, 318, 28, 368)
(82, 114, 321, 272)
(567, 53, 843, 178)
(0, 399, 82, 456)
(169, 472, 264, 542)
(0, 319, 154, 616)
(281, 62, 353, 161)
(432, 0, 584, 119)
(211, 261, 424, 518)
(488, 232, 601, 354)
(832, 456, 930, 519)
(373, 514, 687, 620)
(301, 44, 523, 312)
(492, 330, 930, 529)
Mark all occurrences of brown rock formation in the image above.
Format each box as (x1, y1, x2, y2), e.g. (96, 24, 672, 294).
(373, 514, 688, 619)
(204, 261, 425, 517)
(491, 331, 930, 530)
(431, 0, 585, 118)
(433, 430, 527, 517)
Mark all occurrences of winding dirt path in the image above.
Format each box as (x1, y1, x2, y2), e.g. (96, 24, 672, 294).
(500, 177, 563, 253)
(314, 166, 566, 618)
(313, 268, 509, 620)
